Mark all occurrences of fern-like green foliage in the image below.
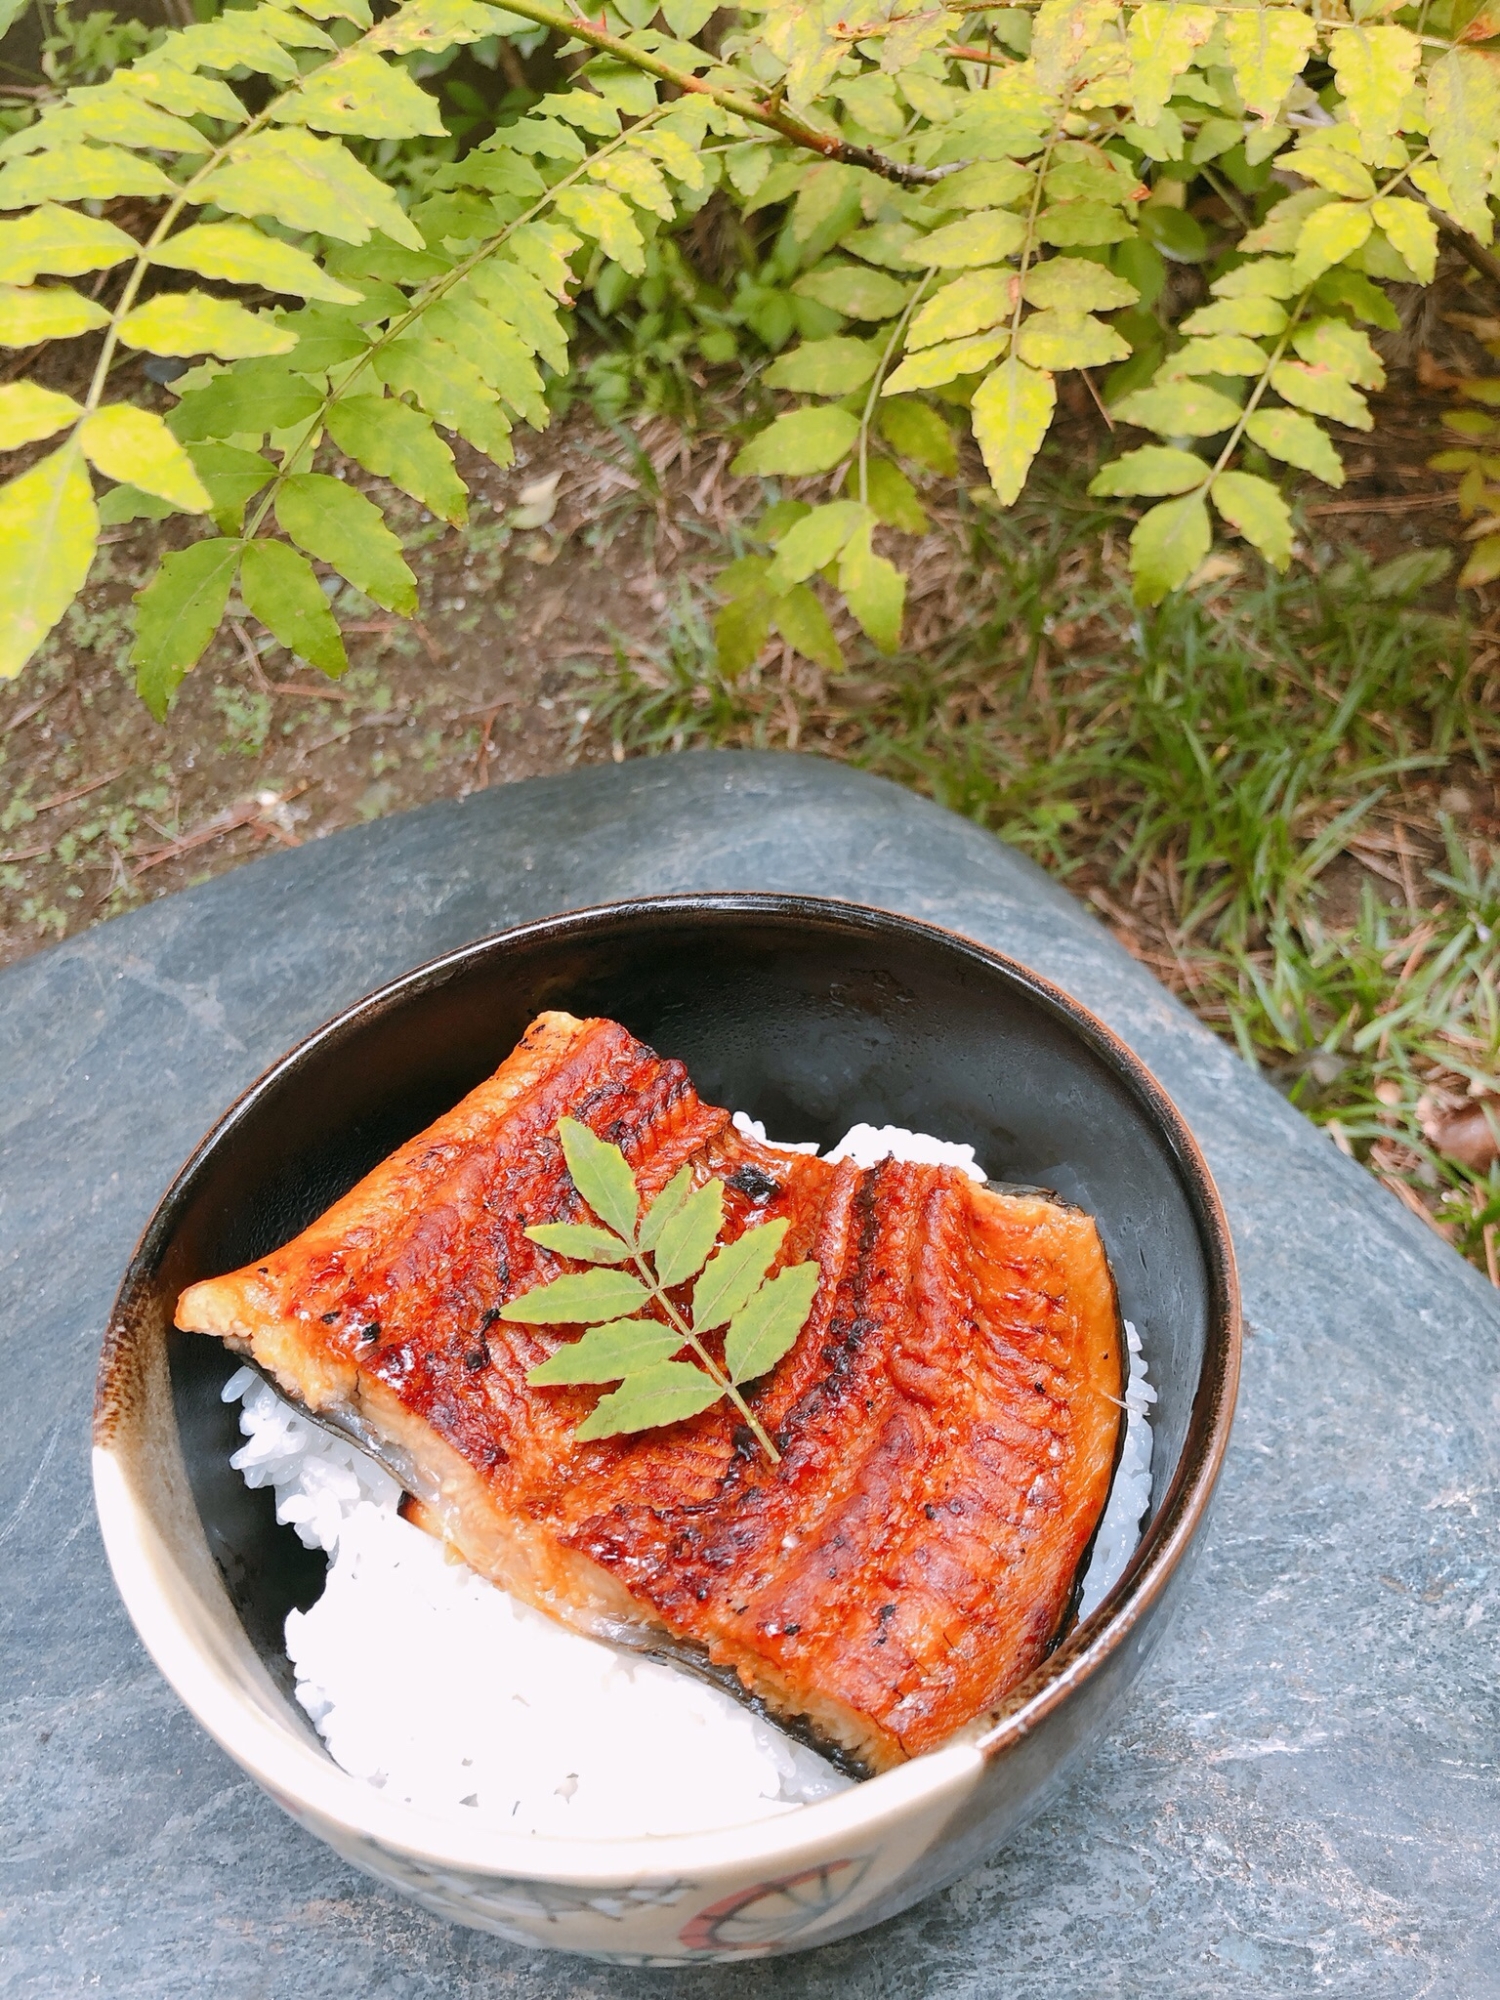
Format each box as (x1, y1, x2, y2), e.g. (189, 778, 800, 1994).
(1, 0, 1498, 701)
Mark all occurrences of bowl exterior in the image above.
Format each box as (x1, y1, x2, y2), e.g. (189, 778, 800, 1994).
(94, 893, 1239, 1962)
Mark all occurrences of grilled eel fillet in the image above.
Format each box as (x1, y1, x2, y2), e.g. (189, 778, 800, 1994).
(178, 1010, 1123, 1773)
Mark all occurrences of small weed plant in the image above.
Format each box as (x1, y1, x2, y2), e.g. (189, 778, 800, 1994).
(2, 0, 1500, 704)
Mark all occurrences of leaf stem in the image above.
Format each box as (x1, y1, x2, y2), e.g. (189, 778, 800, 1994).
(857, 268, 933, 506)
(473, 0, 957, 186)
(631, 1249, 782, 1462)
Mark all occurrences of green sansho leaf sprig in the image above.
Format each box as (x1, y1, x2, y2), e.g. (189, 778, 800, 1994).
(501, 1115, 818, 1460)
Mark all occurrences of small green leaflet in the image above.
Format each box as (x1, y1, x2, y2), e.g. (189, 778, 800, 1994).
(764, 338, 879, 397)
(652, 1179, 725, 1289)
(275, 473, 418, 614)
(574, 1362, 724, 1442)
(972, 358, 1056, 508)
(558, 1115, 639, 1241)
(1243, 409, 1344, 488)
(169, 362, 322, 441)
(1210, 470, 1293, 571)
(1089, 446, 1208, 499)
(637, 1166, 693, 1251)
(1130, 492, 1211, 607)
(130, 538, 242, 717)
(117, 293, 296, 360)
(513, 1117, 820, 1456)
(150, 223, 363, 305)
(526, 1221, 633, 1265)
(0, 441, 97, 679)
(0, 204, 136, 285)
(0, 284, 108, 345)
(724, 1262, 821, 1385)
(501, 1266, 651, 1324)
(527, 1319, 685, 1385)
(692, 1219, 789, 1331)
(325, 395, 468, 527)
(239, 539, 348, 678)
(78, 406, 211, 511)
(732, 408, 860, 478)
(0, 382, 81, 451)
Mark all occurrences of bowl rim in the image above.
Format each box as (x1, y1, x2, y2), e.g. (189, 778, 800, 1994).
(94, 890, 1241, 1886)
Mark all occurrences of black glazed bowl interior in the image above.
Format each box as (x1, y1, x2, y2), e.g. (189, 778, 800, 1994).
(96, 893, 1240, 1958)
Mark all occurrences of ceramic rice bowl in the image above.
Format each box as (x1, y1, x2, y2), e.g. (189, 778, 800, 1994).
(93, 893, 1240, 1964)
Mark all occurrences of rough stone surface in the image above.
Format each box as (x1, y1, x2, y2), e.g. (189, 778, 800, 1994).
(2, 750, 1496, 2000)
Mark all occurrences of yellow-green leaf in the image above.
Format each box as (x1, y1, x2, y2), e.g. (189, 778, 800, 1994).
(572, 1360, 722, 1441)
(905, 210, 1027, 270)
(589, 148, 672, 220)
(1241, 188, 1334, 256)
(1031, 0, 1118, 96)
(1023, 258, 1137, 312)
(0, 441, 96, 679)
(239, 537, 347, 678)
(501, 1266, 651, 1326)
(1130, 491, 1210, 605)
(0, 282, 108, 345)
(1330, 24, 1421, 153)
(0, 142, 174, 210)
(0, 380, 81, 450)
(1158, 334, 1268, 378)
(524, 1221, 633, 1266)
(1269, 360, 1372, 430)
(378, 327, 525, 453)
(1284, 139, 1376, 202)
(117, 292, 296, 360)
(325, 394, 467, 527)
(768, 499, 870, 590)
(716, 591, 771, 678)
(505, 221, 581, 303)
(1426, 48, 1500, 244)
(971, 356, 1056, 506)
(764, 0, 844, 111)
(879, 397, 956, 473)
(764, 337, 879, 396)
(1210, 258, 1296, 301)
(368, 0, 505, 55)
(194, 129, 423, 251)
(169, 361, 322, 441)
(276, 472, 417, 615)
(1292, 319, 1385, 390)
(907, 269, 1011, 350)
(883, 331, 1008, 394)
(723, 1260, 819, 1385)
(277, 49, 446, 139)
(1369, 196, 1437, 284)
(0, 204, 136, 284)
(1180, 294, 1288, 339)
(773, 582, 844, 674)
(1016, 308, 1129, 371)
(1037, 201, 1134, 248)
(150, 222, 362, 303)
(129, 538, 240, 717)
(1243, 408, 1344, 487)
(186, 440, 274, 531)
(692, 1218, 791, 1333)
(3, 95, 210, 158)
(1221, 6, 1317, 122)
(856, 456, 929, 534)
(838, 517, 905, 653)
(1459, 535, 1500, 589)
(78, 405, 211, 511)
(931, 161, 1035, 214)
(731, 406, 860, 477)
(527, 1318, 684, 1386)
(1127, 2, 1217, 125)
(1211, 468, 1292, 569)
(1089, 445, 1208, 497)
(465, 260, 568, 371)
(1290, 202, 1374, 288)
(654, 1177, 726, 1290)
(793, 263, 913, 322)
(555, 185, 644, 275)
(1114, 378, 1241, 436)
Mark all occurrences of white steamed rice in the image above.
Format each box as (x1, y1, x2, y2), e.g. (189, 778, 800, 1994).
(226, 1118, 1153, 1839)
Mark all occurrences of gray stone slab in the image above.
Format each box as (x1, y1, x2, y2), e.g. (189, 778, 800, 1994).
(2, 749, 1497, 2000)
